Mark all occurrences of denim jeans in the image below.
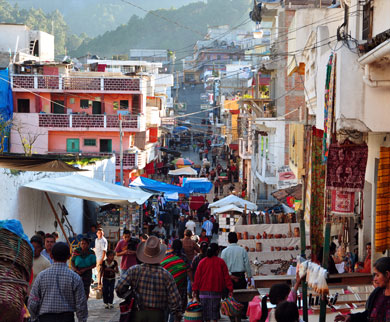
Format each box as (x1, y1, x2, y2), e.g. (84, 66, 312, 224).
(102, 278, 115, 304)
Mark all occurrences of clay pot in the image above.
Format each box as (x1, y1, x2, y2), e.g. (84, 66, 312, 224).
(288, 246, 295, 251)
(275, 247, 281, 251)
(249, 235, 255, 240)
(237, 232, 242, 240)
(243, 232, 248, 240)
(271, 246, 275, 251)
(282, 234, 287, 238)
(256, 233, 261, 240)
(282, 247, 288, 251)
(250, 248, 255, 252)
(275, 234, 282, 239)
(294, 227, 300, 238)
(268, 234, 274, 239)
(256, 242, 262, 252)
(263, 232, 267, 239)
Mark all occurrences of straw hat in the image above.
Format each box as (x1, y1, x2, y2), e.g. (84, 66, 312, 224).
(136, 236, 167, 264)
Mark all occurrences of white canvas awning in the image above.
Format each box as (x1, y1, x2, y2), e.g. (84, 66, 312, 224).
(209, 194, 258, 211)
(168, 167, 198, 176)
(212, 204, 245, 215)
(23, 174, 152, 205)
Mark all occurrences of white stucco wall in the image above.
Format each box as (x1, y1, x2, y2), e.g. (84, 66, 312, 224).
(0, 157, 115, 240)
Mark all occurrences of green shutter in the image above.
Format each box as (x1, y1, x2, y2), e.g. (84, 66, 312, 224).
(66, 139, 80, 152)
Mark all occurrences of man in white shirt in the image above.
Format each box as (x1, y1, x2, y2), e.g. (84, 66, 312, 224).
(185, 216, 196, 235)
(41, 234, 55, 264)
(94, 228, 108, 287)
(29, 235, 51, 293)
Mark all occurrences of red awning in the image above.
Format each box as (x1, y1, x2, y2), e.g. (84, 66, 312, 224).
(229, 109, 240, 115)
(145, 162, 155, 175)
(229, 144, 238, 150)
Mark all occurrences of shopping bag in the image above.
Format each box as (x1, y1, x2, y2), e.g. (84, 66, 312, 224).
(183, 299, 203, 322)
(221, 296, 243, 317)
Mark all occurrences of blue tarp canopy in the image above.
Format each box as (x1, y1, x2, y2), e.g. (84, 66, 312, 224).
(130, 176, 189, 196)
(182, 178, 213, 194)
(173, 126, 189, 133)
(0, 68, 13, 152)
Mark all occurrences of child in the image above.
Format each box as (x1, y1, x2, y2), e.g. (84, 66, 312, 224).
(275, 301, 299, 322)
(100, 250, 119, 309)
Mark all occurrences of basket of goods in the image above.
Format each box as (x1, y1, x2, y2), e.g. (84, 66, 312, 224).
(184, 300, 202, 322)
(0, 220, 33, 322)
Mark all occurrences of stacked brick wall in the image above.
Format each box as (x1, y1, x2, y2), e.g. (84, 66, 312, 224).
(104, 78, 139, 91)
(38, 76, 59, 90)
(106, 115, 138, 129)
(39, 114, 69, 127)
(116, 153, 136, 168)
(72, 115, 104, 128)
(63, 77, 100, 91)
(13, 75, 34, 89)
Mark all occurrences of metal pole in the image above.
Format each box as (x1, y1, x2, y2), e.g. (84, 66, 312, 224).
(119, 114, 124, 186)
(299, 218, 308, 322)
(319, 222, 331, 322)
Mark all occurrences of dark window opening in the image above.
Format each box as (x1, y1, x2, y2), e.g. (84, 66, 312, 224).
(17, 99, 30, 113)
(120, 100, 129, 110)
(92, 101, 102, 114)
(362, 1, 373, 41)
(52, 100, 65, 114)
(132, 95, 140, 114)
(100, 139, 112, 153)
(80, 99, 90, 109)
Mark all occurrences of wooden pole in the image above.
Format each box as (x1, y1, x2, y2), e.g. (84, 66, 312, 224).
(44, 192, 71, 247)
(319, 222, 331, 322)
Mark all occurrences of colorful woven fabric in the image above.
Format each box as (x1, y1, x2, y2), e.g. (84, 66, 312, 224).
(326, 142, 368, 192)
(220, 296, 243, 317)
(310, 127, 326, 260)
(161, 253, 187, 288)
(323, 53, 336, 163)
(331, 190, 355, 216)
(375, 147, 390, 253)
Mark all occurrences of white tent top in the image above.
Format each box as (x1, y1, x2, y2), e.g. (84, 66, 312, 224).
(209, 194, 258, 211)
(212, 204, 245, 215)
(168, 167, 198, 176)
(23, 174, 152, 205)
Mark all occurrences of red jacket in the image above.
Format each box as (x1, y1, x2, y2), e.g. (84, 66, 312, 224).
(192, 256, 233, 293)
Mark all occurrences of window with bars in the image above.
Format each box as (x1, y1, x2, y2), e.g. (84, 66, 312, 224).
(84, 139, 96, 146)
(120, 100, 129, 110)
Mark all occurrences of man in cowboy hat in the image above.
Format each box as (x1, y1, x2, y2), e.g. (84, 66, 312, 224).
(116, 236, 182, 322)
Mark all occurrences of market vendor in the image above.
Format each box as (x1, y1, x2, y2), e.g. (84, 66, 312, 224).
(356, 242, 371, 273)
(335, 257, 390, 321)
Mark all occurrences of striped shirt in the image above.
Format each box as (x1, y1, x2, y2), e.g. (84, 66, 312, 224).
(116, 263, 182, 320)
(28, 262, 88, 321)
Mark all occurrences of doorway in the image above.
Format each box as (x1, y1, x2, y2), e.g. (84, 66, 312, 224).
(100, 139, 112, 153)
(92, 101, 102, 114)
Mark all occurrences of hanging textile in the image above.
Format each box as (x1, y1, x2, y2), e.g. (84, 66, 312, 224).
(375, 147, 390, 253)
(326, 142, 368, 192)
(331, 190, 355, 216)
(323, 53, 337, 163)
(310, 127, 326, 260)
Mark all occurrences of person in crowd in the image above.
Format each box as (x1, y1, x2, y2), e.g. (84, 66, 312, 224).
(202, 216, 214, 241)
(52, 231, 59, 241)
(209, 168, 217, 181)
(168, 231, 177, 249)
(41, 234, 55, 264)
(153, 220, 167, 238)
(115, 229, 137, 276)
(259, 271, 303, 322)
(185, 215, 196, 235)
(116, 236, 182, 322)
(221, 232, 252, 320)
(334, 245, 353, 273)
(28, 242, 88, 322)
(275, 301, 299, 322)
(199, 229, 209, 243)
(178, 215, 187, 239)
(172, 204, 181, 229)
(180, 199, 190, 216)
(86, 224, 98, 248)
(161, 239, 191, 320)
(192, 243, 233, 322)
(29, 235, 51, 293)
(100, 250, 118, 309)
(356, 242, 372, 273)
(211, 215, 219, 236)
(71, 238, 96, 298)
(335, 257, 390, 321)
(35, 230, 45, 241)
(139, 233, 149, 242)
(94, 228, 107, 288)
(214, 178, 220, 196)
(328, 242, 339, 274)
(182, 229, 200, 263)
(191, 241, 209, 277)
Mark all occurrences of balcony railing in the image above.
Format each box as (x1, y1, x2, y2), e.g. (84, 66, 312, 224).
(11, 74, 141, 92)
(38, 113, 142, 130)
